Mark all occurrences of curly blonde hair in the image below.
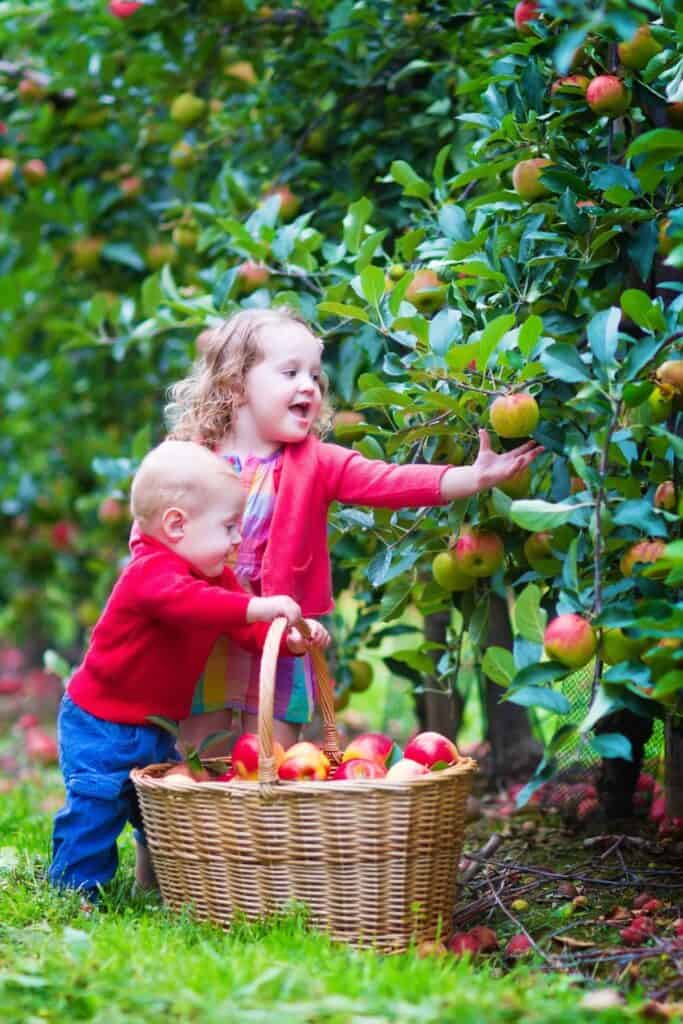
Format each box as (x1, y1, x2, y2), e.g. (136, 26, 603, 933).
(166, 307, 332, 448)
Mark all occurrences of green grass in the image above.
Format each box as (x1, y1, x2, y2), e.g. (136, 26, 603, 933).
(0, 777, 651, 1023)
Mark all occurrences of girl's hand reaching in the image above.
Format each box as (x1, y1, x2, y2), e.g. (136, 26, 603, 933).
(440, 430, 544, 501)
(286, 619, 331, 656)
(246, 595, 302, 625)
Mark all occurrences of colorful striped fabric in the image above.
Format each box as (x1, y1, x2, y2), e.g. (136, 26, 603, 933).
(190, 449, 316, 724)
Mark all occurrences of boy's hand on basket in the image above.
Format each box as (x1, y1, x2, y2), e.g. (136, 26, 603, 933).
(286, 619, 331, 655)
(246, 595, 302, 625)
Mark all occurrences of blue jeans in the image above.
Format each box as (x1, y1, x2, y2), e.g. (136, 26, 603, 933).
(49, 694, 178, 894)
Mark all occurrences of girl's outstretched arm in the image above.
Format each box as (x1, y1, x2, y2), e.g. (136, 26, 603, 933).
(439, 430, 543, 501)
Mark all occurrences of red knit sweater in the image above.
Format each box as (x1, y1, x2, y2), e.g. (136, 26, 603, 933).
(68, 534, 281, 725)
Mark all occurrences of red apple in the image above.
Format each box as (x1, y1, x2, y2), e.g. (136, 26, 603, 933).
(511, 159, 553, 201)
(0, 647, 24, 672)
(278, 741, 330, 780)
(50, 520, 79, 551)
(98, 497, 126, 525)
(236, 260, 270, 295)
(586, 76, 630, 117)
(543, 613, 597, 668)
(23, 726, 58, 765)
(451, 529, 504, 578)
(619, 539, 667, 577)
(0, 675, 22, 695)
(513, 1, 538, 34)
(448, 932, 481, 955)
(0, 158, 16, 189)
(385, 758, 430, 780)
(490, 392, 540, 437)
(654, 481, 676, 511)
(617, 25, 661, 70)
(119, 175, 143, 200)
(505, 933, 533, 957)
(468, 926, 499, 952)
(232, 732, 284, 780)
(342, 732, 397, 769)
(263, 184, 300, 220)
(404, 731, 459, 768)
(22, 159, 48, 184)
(332, 758, 387, 781)
(404, 269, 447, 314)
(108, 0, 142, 16)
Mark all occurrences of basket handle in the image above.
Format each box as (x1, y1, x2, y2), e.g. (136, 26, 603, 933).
(257, 617, 341, 786)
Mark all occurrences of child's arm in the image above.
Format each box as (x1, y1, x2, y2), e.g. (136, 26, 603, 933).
(323, 431, 542, 509)
(438, 430, 541, 501)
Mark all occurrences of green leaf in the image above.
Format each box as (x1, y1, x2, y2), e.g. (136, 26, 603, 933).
(540, 343, 590, 383)
(620, 289, 666, 333)
(590, 733, 633, 761)
(359, 265, 386, 307)
(317, 302, 370, 323)
(510, 499, 578, 532)
(146, 715, 180, 738)
(102, 242, 145, 272)
(343, 196, 373, 254)
(507, 685, 571, 715)
(512, 661, 569, 689)
(652, 672, 683, 700)
(518, 315, 543, 357)
(390, 160, 431, 199)
(514, 584, 547, 644)
(587, 307, 620, 366)
(482, 646, 515, 687)
(131, 424, 152, 463)
(476, 313, 515, 369)
(580, 687, 623, 734)
(43, 649, 71, 682)
(627, 128, 683, 159)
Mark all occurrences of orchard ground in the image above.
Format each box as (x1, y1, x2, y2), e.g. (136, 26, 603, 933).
(2, 652, 683, 1022)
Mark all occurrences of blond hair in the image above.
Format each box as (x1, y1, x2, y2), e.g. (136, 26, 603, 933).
(131, 440, 241, 530)
(165, 307, 332, 448)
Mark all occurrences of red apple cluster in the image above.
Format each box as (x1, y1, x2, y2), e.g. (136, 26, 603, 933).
(162, 730, 461, 785)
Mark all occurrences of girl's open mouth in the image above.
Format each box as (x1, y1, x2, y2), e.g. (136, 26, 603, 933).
(289, 401, 310, 418)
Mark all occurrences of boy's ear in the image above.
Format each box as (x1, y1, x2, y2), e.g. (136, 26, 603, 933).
(160, 507, 186, 543)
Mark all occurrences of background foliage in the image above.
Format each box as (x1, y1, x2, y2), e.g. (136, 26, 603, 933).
(1, 0, 682, 795)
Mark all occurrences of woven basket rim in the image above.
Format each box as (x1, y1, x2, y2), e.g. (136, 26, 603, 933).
(131, 755, 477, 794)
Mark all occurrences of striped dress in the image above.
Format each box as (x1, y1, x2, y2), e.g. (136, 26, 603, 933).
(189, 448, 316, 724)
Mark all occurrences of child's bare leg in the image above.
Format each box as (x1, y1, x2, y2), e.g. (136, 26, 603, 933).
(243, 713, 299, 749)
(178, 709, 236, 756)
(134, 841, 158, 891)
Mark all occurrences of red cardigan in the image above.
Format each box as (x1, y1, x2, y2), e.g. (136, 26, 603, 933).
(68, 534, 283, 725)
(262, 437, 450, 614)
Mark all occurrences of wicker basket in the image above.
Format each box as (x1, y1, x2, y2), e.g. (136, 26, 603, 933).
(132, 618, 476, 952)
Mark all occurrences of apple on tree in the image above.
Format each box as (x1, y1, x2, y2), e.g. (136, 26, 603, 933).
(498, 465, 531, 499)
(432, 550, 476, 592)
(543, 613, 597, 669)
(490, 392, 540, 437)
(586, 76, 630, 117)
(619, 539, 667, 577)
(236, 261, 270, 296)
(513, 0, 538, 35)
(108, 0, 143, 17)
(404, 269, 447, 315)
(617, 25, 661, 71)
(451, 528, 504, 578)
(511, 160, 553, 201)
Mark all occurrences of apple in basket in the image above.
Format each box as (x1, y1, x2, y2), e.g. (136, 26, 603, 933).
(404, 731, 459, 769)
(232, 732, 285, 780)
(385, 758, 430, 781)
(278, 741, 330, 781)
(163, 762, 212, 783)
(342, 732, 402, 769)
(332, 758, 387, 781)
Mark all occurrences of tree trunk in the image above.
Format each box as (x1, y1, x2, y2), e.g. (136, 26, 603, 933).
(596, 710, 653, 819)
(414, 610, 462, 739)
(665, 715, 683, 818)
(483, 593, 543, 783)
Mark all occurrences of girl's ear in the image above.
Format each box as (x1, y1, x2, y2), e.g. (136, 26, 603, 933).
(160, 507, 186, 544)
